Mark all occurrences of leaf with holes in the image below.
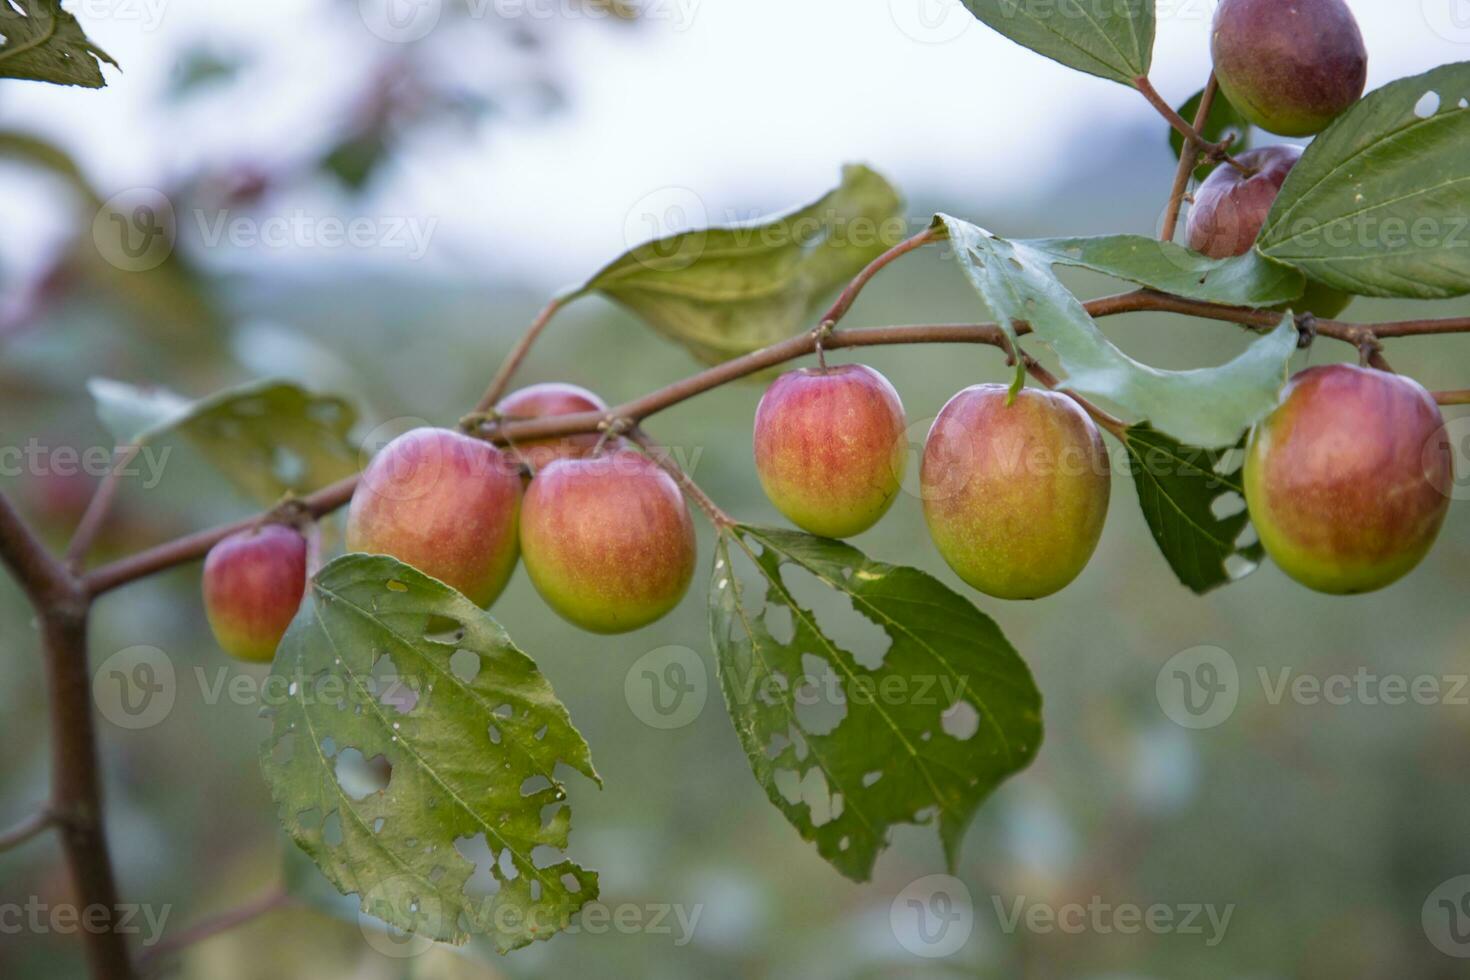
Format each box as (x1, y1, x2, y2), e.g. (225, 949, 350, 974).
(584, 164, 905, 364)
(1168, 86, 1252, 180)
(260, 554, 600, 953)
(0, 0, 117, 88)
(1258, 62, 1470, 298)
(958, 0, 1153, 86)
(1025, 235, 1303, 307)
(935, 217, 1298, 448)
(1122, 423, 1263, 593)
(710, 525, 1042, 882)
(87, 377, 360, 504)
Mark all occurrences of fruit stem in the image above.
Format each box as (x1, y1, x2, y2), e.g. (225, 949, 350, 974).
(473, 292, 579, 414)
(1159, 74, 1220, 242)
(1436, 389, 1470, 406)
(812, 227, 939, 366)
(1022, 357, 1128, 439)
(629, 428, 733, 529)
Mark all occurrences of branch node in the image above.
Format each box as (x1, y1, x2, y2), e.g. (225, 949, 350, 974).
(1294, 313, 1318, 349)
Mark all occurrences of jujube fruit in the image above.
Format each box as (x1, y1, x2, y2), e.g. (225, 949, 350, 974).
(1211, 0, 1367, 137)
(519, 450, 696, 634)
(752, 363, 907, 538)
(346, 427, 522, 607)
(1244, 364, 1453, 595)
(496, 382, 609, 473)
(203, 523, 308, 663)
(921, 385, 1111, 600)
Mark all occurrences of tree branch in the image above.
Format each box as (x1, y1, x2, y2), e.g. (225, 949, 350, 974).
(64, 446, 139, 570)
(1438, 389, 1470, 406)
(0, 807, 55, 851)
(472, 292, 578, 414)
(136, 885, 290, 972)
(1159, 74, 1218, 243)
(1134, 76, 1250, 174)
(0, 489, 71, 603)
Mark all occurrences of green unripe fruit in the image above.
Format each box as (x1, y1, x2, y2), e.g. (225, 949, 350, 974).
(346, 427, 522, 607)
(1244, 365, 1454, 595)
(203, 524, 308, 663)
(1211, 0, 1367, 137)
(921, 386, 1110, 600)
(752, 364, 907, 538)
(520, 451, 696, 634)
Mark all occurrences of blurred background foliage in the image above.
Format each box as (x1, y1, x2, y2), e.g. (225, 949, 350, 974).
(2, 1, 1470, 978)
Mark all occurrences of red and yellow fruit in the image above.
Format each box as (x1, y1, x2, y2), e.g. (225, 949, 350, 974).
(520, 450, 696, 633)
(1244, 365, 1453, 594)
(753, 364, 907, 538)
(1211, 0, 1367, 137)
(346, 427, 522, 607)
(203, 523, 308, 662)
(496, 382, 609, 473)
(921, 386, 1111, 600)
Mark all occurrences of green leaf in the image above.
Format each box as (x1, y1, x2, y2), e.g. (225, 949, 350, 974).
(1122, 424, 1262, 593)
(710, 526, 1042, 882)
(958, 0, 1153, 85)
(87, 377, 360, 504)
(1258, 62, 1470, 298)
(1025, 235, 1304, 307)
(0, 0, 116, 88)
(1168, 87, 1251, 179)
(584, 164, 905, 364)
(261, 554, 600, 953)
(936, 219, 1298, 447)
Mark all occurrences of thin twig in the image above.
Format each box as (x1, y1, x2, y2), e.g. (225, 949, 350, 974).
(1159, 74, 1219, 242)
(473, 292, 577, 414)
(0, 808, 54, 851)
(1134, 76, 1251, 174)
(1436, 389, 1470, 406)
(64, 446, 140, 570)
(137, 885, 291, 971)
(628, 427, 733, 528)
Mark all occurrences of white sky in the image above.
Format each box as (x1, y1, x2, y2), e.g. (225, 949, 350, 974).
(1, 0, 1464, 289)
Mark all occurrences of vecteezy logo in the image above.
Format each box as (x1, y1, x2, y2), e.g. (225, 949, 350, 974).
(890, 874, 974, 958)
(359, 0, 442, 43)
(1424, 0, 1470, 44)
(621, 187, 709, 272)
(1424, 875, 1470, 957)
(1156, 645, 1239, 729)
(1432, 415, 1470, 501)
(625, 645, 707, 729)
(93, 645, 176, 730)
(889, 0, 972, 44)
(92, 189, 176, 273)
(359, 876, 445, 958)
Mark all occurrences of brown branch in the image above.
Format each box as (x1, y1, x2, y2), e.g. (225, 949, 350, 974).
(0, 807, 54, 851)
(1438, 389, 1470, 406)
(472, 292, 577, 414)
(64, 446, 139, 570)
(1134, 76, 1251, 175)
(82, 291, 1470, 598)
(628, 427, 733, 528)
(1160, 75, 1218, 242)
(819, 227, 938, 330)
(0, 489, 72, 604)
(136, 885, 290, 971)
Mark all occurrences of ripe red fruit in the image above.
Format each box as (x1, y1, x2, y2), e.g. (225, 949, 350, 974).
(752, 364, 907, 538)
(519, 451, 696, 633)
(346, 427, 522, 607)
(1211, 0, 1367, 137)
(1187, 144, 1302, 260)
(1244, 365, 1454, 594)
(203, 524, 308, 663)
(495, 382, 609, 473)
(921, 386, 1110, 600)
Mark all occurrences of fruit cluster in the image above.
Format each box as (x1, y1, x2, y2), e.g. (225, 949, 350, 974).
(198, 0, 1455, 663)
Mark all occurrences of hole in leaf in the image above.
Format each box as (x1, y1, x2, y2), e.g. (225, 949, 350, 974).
(793, 653, 847, 736)
(423, 616, 466, 645)
(521, 775, 552, 798)
(540, 802, 565, 829)
(1415, 91, 1441, 118)
(774, 768, 802, 806)
(498, 847, 519, 881)
(323, 810, 343, 846)
(862, 770, 883, 788)
(777, 563, 892, 669)
(271, 446, 306, 487)
(456, 834, 501, 900)
(450, 649, 481, 683)
(800, 770, 835, 827)
(764, 604, 794, 645)
(1210, 493, 1246, 520)
(487, 724, 502, 745)
(562, 873, 582, 893)
(531, 844, 563, 868)
(372, 817, 386, 834)
(336, 748, 392, 800)
(941, 700, 980, 741)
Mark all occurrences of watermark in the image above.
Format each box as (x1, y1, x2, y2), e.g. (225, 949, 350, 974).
(1423, 0, 1470, 44)
(1434, 415, 1470, 501)
(0, 440, 170, 488)
(1268, 214, 1470, 257)
(889, 0, 1210, 45)
(1424, 875, 1470, 958)
(1157, 645, 1470, 730)
(93, 645, 430, 730)
(0, 898, 170, 947)
(359, 878, 702, 956)
(64, 0, 169, 31)
(624, 644, 708, 729)
(93, 190, 440, 270)
(991, 894, 1233, 946)
(359, 0, 700, 44)
(890, 874, 973, 958)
